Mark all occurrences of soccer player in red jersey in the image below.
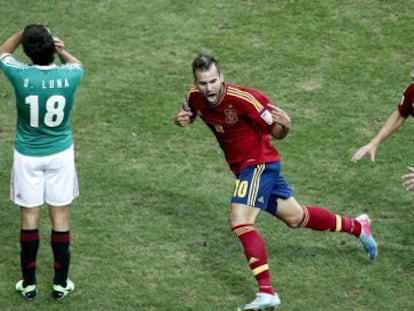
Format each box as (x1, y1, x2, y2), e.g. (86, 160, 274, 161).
(174, 54, 377, 310)
(351, 58, 414, 190)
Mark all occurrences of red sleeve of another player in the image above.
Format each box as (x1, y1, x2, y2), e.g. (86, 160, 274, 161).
(398, 83, 414, 118)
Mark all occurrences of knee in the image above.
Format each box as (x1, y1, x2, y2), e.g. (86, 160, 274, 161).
(281, 211, 304, 229)
(284, 217, 301, 228)
(229, 203, 261, 230)
(229, 214, 257, 229)
(229, 217, 245, 229)
(49, 206, 70, 231)
(21, 207, 41, 230)
(229, 214, 256, 231)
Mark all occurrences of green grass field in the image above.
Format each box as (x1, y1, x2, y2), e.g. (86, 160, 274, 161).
(0, 1, 413, 310)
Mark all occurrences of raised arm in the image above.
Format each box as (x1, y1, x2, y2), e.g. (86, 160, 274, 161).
(53, 37, 81, 65)
(0, 30, 23, 55)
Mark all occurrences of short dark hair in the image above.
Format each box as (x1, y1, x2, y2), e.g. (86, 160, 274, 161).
(22, 24, 55, 65)
(192, 54, 220, 78)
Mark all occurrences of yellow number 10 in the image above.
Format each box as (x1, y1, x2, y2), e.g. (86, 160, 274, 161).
(233, 179, 248, 198)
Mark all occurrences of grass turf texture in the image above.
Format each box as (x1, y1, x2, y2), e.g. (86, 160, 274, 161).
(0, 0, 413, 310)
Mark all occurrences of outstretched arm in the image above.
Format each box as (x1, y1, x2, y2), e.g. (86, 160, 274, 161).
(351, 110, 405, 163)
(0, 30, 23, 55)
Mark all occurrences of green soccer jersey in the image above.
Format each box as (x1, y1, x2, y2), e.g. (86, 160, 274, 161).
(0, 53, 84, 156)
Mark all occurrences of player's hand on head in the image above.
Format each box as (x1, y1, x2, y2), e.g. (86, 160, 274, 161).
(53, 37, 64, 50)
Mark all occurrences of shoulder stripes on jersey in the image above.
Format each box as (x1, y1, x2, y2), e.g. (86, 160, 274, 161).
(188, 87, 199, 94)
(0, 54, 27, 70)
(227, 86, 264, 112)
(61, 63, 83, 70)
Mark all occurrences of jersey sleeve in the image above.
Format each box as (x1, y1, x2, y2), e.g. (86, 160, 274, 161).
(0, 53, 26, 83)
(243, 89, 274, 133)
(62, 64, 84, 85)
(398, 83, 414, 118)
(185, 88, 198, 121)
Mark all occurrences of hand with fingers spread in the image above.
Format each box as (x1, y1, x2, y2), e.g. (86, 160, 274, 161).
(351, 143, 378, 163)
(402, 167, 414, 191)
(351, 105, 406, 163)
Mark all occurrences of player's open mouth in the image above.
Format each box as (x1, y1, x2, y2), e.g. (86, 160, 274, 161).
(207, 93, 216, 101)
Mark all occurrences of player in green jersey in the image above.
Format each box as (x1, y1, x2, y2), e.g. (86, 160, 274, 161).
(0, 24, 83, 300)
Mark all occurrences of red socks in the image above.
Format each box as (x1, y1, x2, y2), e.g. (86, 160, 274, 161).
(300, 206, 361, 236)
(232, 224, 275, 295)
(230, 208, 361, 295)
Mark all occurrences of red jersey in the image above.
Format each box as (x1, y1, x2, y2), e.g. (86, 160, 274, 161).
(398, 82, 414, 117)
(187, 83, 280, 175)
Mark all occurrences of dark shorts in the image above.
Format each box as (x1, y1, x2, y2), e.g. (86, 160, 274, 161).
(231, 161, 293, 215)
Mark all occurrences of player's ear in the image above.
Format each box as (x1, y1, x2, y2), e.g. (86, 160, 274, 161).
(220, 72, 224, 82)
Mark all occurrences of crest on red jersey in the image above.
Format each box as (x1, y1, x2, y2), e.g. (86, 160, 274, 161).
(224, 108, 238, 124)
